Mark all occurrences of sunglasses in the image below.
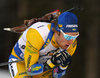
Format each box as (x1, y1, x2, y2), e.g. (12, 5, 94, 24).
(59, 29, 79, 40)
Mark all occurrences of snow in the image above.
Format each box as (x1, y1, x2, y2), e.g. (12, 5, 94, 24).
(0, 69, 10, 78)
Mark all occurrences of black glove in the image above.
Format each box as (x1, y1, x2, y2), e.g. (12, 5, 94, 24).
(51, 50, 72, 67)
(42, 56, 60, 72)
(43, 50, 71, 71)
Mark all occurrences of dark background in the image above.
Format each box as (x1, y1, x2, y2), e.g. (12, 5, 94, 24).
(0, 0, 100, 78)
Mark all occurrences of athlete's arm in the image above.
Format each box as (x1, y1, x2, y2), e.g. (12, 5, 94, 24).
(58, 39, 77, 69)
(24, 28, 44, 75)
(52, 39, 77, 78)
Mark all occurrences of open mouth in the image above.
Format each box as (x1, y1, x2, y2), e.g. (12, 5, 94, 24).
(65, 45, 69, 47)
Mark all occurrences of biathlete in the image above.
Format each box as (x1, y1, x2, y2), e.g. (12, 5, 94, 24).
(8, 11, 79, 78)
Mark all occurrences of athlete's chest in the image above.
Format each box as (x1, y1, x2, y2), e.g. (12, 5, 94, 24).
(39, 41, 57, 56)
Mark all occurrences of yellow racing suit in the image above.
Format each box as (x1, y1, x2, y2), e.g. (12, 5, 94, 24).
(8, 22, 77, 78)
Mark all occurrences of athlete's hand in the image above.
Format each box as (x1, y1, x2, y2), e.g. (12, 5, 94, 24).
(51, 50, 72, 67)
(43, 50, 71, 71)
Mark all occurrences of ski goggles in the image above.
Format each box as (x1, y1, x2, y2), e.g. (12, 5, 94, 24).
(59, 29, 79, 40)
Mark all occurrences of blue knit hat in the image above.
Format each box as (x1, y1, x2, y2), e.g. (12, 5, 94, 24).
(56, 12, 78, 32)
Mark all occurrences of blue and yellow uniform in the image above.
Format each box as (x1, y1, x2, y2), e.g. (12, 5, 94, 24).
(8, 22, 77, 78)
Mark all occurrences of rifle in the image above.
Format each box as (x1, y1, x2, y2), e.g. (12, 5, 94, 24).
(4, 9, 60, 33)
(3, 6, 83, 33)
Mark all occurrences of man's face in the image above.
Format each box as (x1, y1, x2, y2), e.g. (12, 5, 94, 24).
(55, 31, 78, 49)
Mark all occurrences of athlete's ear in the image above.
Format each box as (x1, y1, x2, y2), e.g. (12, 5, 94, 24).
(52, 27, 60, 36)
(55, 30, 61, 36)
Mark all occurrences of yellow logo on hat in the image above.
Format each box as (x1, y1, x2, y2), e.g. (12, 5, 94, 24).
(58, 24, 62, 27)
(72, 28, 76, 31)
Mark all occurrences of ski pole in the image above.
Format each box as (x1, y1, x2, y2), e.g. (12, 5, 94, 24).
(0, 59, 24, 66)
